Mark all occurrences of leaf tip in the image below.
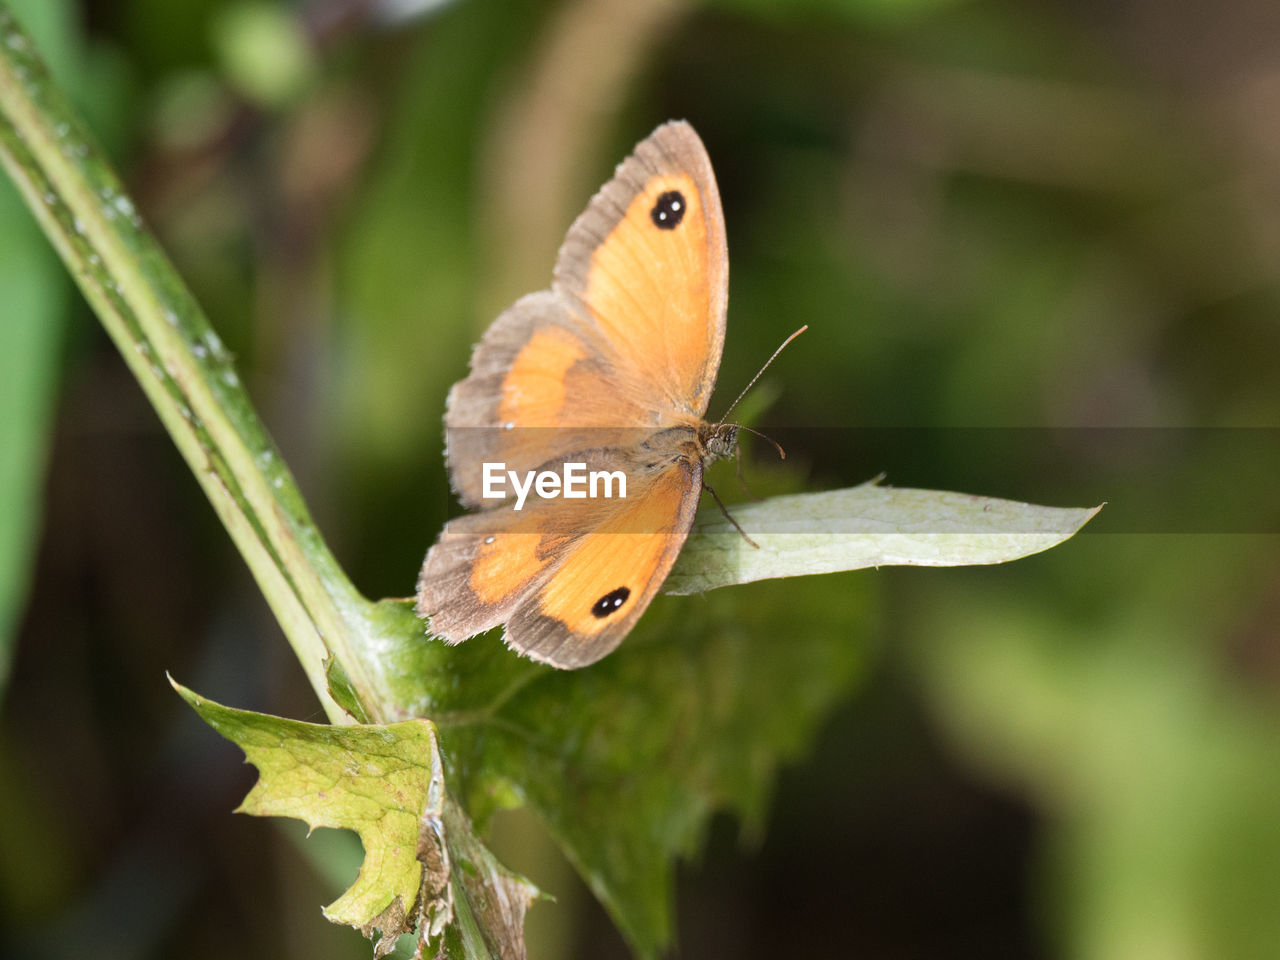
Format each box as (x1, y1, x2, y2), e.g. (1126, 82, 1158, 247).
(168, 673, 200, 707)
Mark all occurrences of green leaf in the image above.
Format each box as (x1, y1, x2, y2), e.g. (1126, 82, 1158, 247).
(667, 481, 1102, 595)
(172, 679, 539, 959)
(368, 482, 1093, 955)
(385, 564, 871, 958)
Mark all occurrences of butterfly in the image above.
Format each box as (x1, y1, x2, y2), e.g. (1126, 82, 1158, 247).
(416, 120, 746, 669)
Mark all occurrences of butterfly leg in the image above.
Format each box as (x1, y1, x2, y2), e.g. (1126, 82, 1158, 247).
(702, 480, 759, 549)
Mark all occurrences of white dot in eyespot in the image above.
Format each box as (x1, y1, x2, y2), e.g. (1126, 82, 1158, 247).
(484, 536, 495, 544)
(504, 422, 515, 430)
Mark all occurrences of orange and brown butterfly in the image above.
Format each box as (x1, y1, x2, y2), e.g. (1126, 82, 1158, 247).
(416, 120, 745, 669)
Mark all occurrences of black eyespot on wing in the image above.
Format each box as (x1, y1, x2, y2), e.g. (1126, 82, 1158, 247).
(650, 191, 685, 230)
(591, 586, 631, 619)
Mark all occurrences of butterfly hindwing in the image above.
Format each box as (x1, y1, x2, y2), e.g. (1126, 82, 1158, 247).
(419, 457, 702, 668)
(504, 458, 702, 667)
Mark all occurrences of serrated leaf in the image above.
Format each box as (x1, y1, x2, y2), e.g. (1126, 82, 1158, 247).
(666, 481, 1102, 595)
(397, 566, 869, 958)
(372, 483, 1095, 955)
(171, 678, 538, 959)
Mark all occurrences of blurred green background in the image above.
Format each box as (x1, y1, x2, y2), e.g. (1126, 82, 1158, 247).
(3, 0, 1279, 957)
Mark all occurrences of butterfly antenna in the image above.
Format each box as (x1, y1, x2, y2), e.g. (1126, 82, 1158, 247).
(715, 325, 808, 427)
(737, 424, 786, 460)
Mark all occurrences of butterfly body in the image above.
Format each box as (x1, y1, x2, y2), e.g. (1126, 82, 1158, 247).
(417, 121, 734, 668)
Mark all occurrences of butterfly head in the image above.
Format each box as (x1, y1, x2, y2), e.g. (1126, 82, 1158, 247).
(702, 422, 740, 466)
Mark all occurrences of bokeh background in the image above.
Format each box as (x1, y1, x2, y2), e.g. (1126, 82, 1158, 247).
(3, 0, 1280, 957)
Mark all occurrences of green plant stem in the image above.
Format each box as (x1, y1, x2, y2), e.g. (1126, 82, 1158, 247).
(0, 5, 392, 722)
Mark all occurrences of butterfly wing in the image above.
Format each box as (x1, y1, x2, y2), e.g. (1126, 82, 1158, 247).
(420, 121, 727, 666)
(443, 291, 660, 508)
(553, 119, 728, 418)
(443, 121, 727, 506)
(419, 456, 701, 668)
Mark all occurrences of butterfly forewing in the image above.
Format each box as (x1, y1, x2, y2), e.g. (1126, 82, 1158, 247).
(555, 122, 728, 417)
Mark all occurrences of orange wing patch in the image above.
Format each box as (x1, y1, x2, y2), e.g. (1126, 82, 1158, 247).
(534, 464, 693, 638)
(496, 325, 586, 426)
(496, 323, 654, 430)
(420, 504, 563, 641)
(469, 531, 549, 606)
(582, 172, 713, 416)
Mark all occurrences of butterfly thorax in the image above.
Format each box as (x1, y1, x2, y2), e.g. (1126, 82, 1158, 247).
(627, 419, 737, 476)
